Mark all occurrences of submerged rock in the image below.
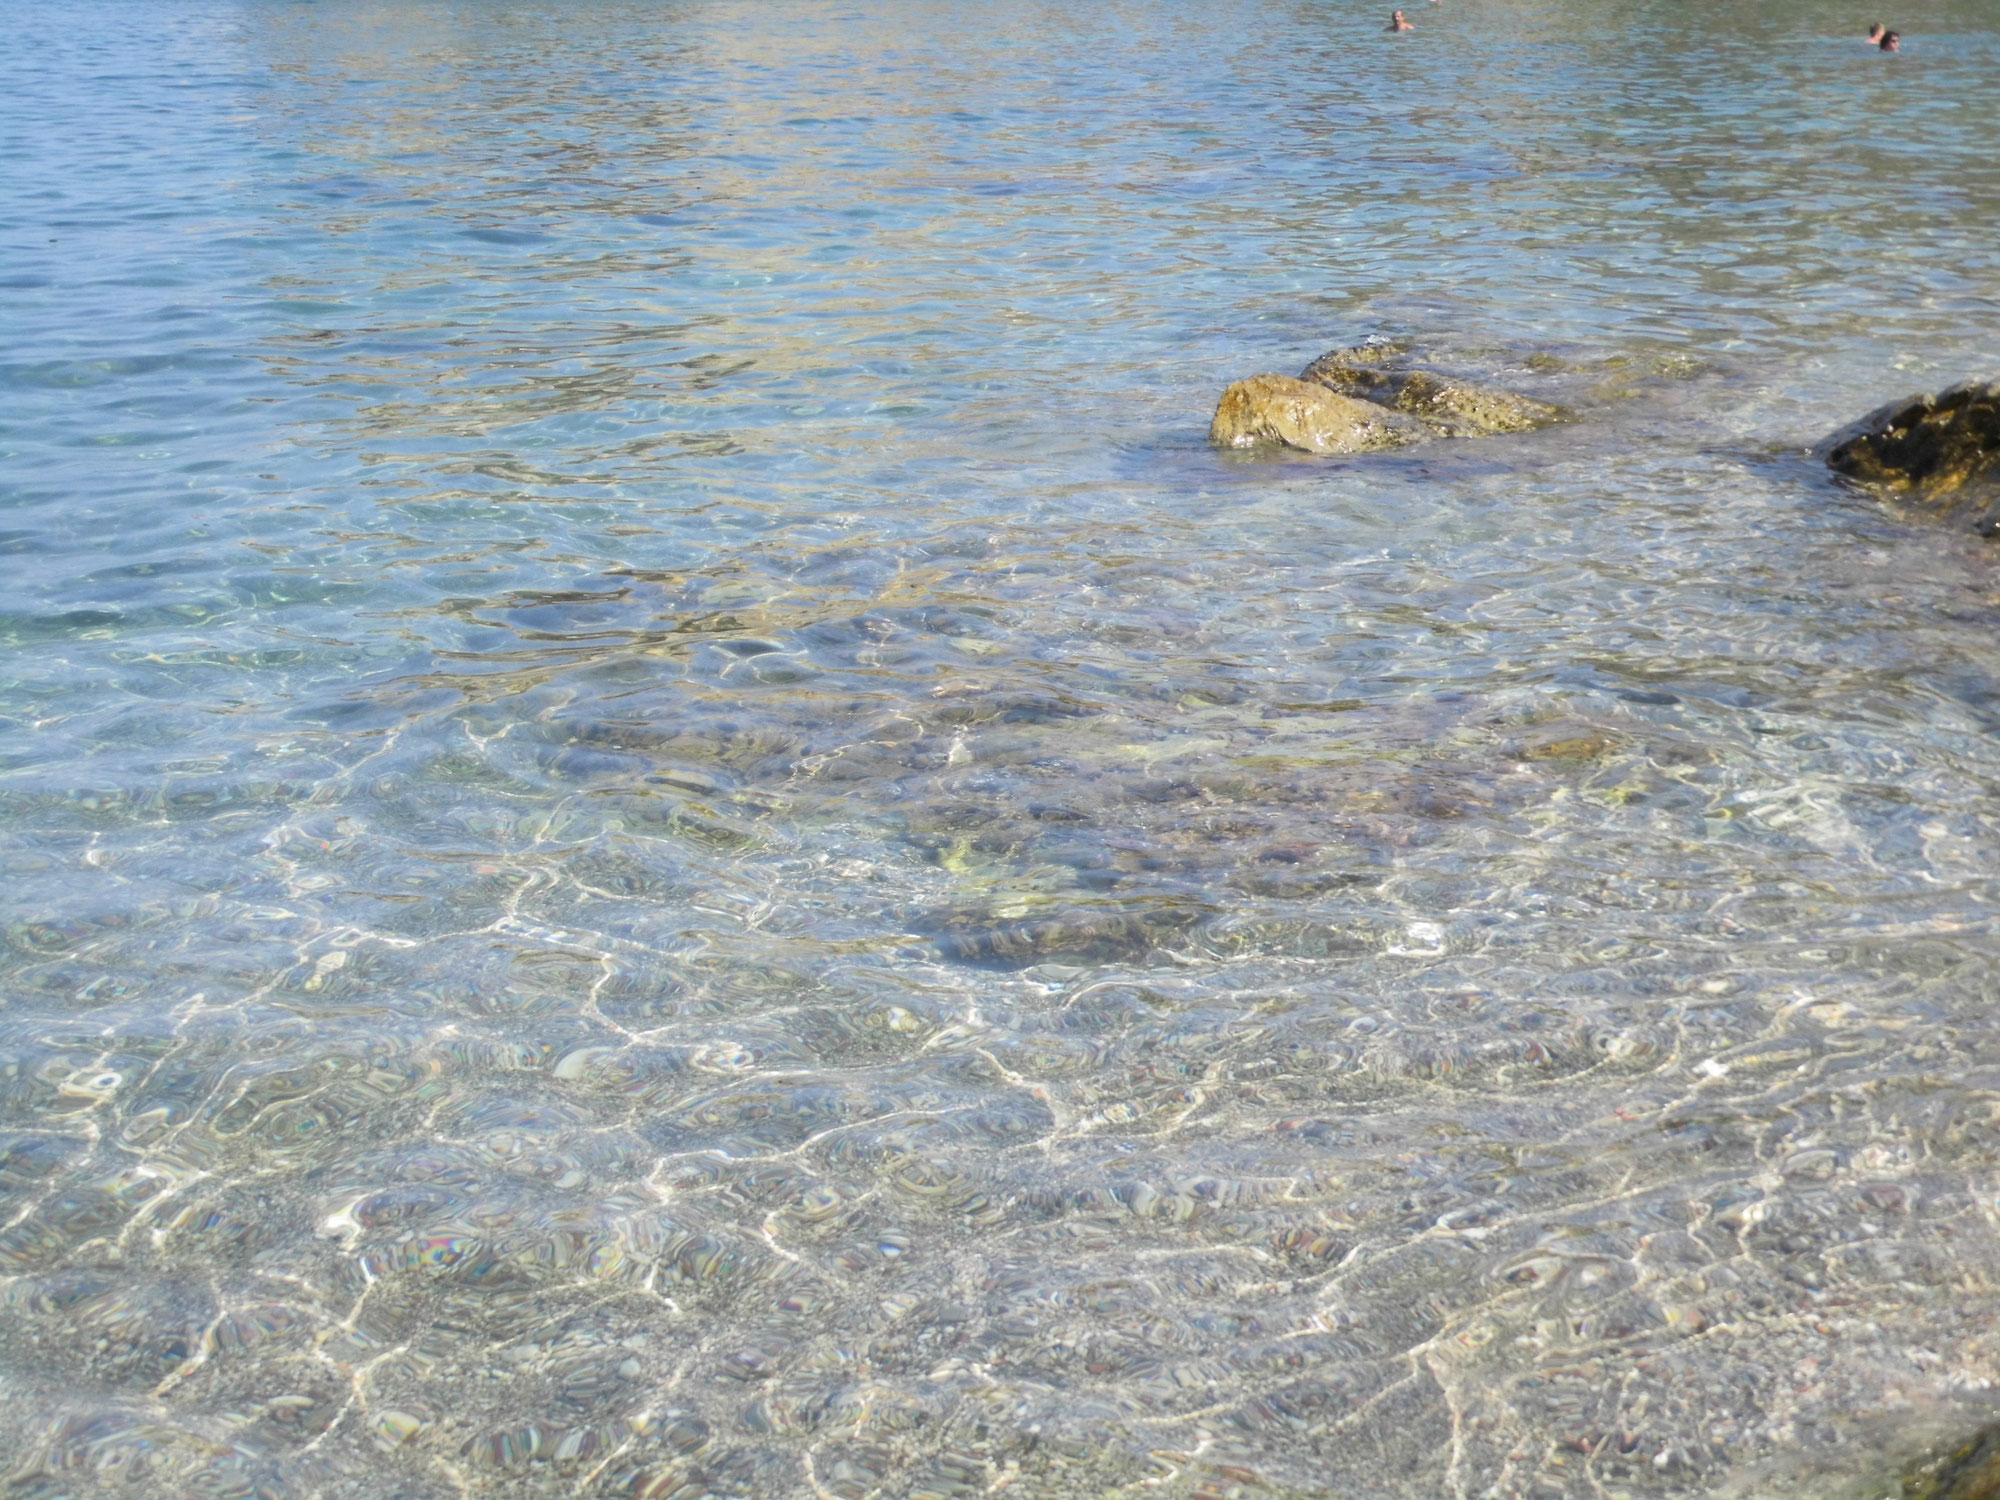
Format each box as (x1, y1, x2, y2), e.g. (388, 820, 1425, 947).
(1299, 344, 1567, 435)
(1828, 379, 2000, 500)
(1209, 373, 1429, 455)
(1304, 362, 1567, 436)
(1902, 1422, 2000, 1500)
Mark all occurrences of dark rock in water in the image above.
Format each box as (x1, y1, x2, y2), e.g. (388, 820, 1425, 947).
(912, 898, 1211, 967)
(1827, 379, 2000, 499)
(1902, 1422, 2000, 1500)
(1209, 373, 1430, 455)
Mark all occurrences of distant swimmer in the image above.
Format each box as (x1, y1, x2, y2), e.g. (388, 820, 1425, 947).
(1865, 21, 1885, 43)
(1880, 29, 1901, 50)
(1388, 9, 1414, 29)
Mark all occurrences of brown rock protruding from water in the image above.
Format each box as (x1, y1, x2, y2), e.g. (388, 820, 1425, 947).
(1210, 340, 1567, 455)
(1302, 356, 1566, 436)
(1827, 379, 2000, 497)
(1209, 373, 1430, 455)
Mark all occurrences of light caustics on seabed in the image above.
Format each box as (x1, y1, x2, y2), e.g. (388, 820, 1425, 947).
(1, 1, 2000, 1497)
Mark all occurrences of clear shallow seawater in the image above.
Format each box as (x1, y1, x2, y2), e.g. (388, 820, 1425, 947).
(4, 0, 2000, 1495)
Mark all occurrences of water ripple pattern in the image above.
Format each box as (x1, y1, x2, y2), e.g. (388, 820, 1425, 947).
(4, 0, 2000, 1496)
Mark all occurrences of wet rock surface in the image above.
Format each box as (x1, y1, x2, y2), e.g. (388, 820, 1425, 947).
(1301, 346, 1569, 436)
(1827, 380, 2000, 513)
(1208, 372, 1431, 455)
(1904, 1424, 2000, 1500)
(1214, 341, 1568, 455)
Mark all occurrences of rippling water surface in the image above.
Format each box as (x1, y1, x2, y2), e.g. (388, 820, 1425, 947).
(5, 1, 2000, 1495)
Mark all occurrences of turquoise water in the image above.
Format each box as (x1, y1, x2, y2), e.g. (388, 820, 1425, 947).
(4, 0, 2000, 1495)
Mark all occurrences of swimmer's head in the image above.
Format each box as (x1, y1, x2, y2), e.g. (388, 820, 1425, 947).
(1880, 29, 1900, 50)
(1866, 22, 1885, 41)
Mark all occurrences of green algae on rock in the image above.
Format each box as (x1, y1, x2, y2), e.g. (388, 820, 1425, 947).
(1209, 372, 1430, 455)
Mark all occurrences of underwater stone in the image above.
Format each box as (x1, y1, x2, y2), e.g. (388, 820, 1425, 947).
(1904, 1423, 2000, 1500)
(370, 1409, 427, 1451)
(1299, 354, 1566, 436)
(1209, 374, 1430, 455)
(1372, 369, 1564, 435)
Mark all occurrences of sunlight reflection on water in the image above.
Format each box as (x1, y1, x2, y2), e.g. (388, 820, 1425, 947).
(3, 0, 2000, 1495)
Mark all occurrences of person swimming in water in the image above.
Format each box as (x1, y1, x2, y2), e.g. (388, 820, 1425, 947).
(1388, 8, 1414, 29)
(1865, 21, 1885, 43)
(1880, 29, 1900, 50)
